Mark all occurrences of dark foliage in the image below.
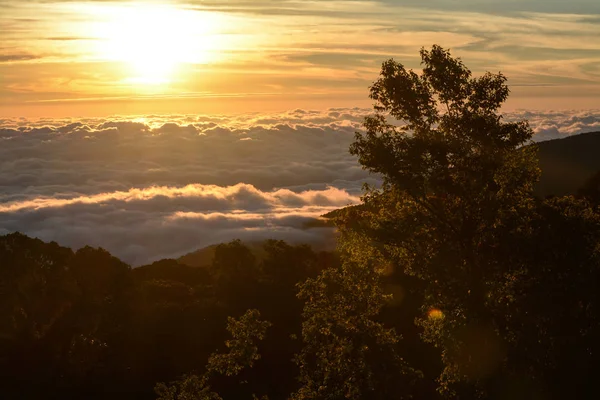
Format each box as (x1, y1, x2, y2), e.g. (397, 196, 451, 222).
(578, 168, 600, 205)
(0, 234, 333, 399)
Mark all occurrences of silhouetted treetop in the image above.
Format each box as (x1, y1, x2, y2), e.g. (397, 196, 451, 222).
(352, 46, 537, 206)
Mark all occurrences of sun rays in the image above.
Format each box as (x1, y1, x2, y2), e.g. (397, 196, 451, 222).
(87, 3, 226, 85)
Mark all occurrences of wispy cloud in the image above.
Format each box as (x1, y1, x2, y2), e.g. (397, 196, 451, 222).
(0, 182, 350, 265)
(0, 54, 41, 63)
(0, 183, 359, 214)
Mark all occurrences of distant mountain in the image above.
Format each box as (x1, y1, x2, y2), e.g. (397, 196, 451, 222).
(178, 236, 339, 268)
(178, 241, 268, 268)
(537, 131, 600, 197)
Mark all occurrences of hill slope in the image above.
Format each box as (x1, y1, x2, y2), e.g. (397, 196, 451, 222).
(178, 241, 269, 267)
(537, 131, 600, 197)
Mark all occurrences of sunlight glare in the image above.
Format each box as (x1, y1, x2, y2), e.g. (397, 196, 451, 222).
(91, 3, 224, 85)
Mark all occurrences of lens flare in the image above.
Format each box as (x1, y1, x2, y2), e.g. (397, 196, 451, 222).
(428, 308, 444, 320)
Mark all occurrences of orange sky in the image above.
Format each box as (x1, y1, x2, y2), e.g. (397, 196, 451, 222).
(1, 0, 599, 116)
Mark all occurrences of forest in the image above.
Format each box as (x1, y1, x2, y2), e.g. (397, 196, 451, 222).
(2, 46, 600, 399)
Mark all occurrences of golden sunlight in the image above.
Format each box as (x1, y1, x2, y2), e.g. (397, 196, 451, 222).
(89, 3, 224, 85)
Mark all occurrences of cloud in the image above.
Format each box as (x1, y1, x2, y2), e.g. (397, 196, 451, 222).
(507, 109, 600, 141)
(1, 108, 599, 264)
(0, 109, 371, 264)
(0, 53, 41, 63)
(0, 183, 358, 214)
(0, 183, 356, 265)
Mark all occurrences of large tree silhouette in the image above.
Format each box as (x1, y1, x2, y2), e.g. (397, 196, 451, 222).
(341, 45, 600, 398)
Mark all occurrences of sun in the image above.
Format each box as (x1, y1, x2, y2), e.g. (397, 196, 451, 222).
(91, 3, 222, 85)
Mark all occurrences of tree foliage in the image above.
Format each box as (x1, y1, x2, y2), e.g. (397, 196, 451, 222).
(579, 169, 600, 205)
(0, 236, 328, 399)
(342, 45, 600, 398)
(293, 257, 421, 400)
(207, 310, 271, 377)
(155, 309, 271, 400)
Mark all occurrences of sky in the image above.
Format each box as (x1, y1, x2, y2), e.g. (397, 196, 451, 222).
(1, 0, 599, 116)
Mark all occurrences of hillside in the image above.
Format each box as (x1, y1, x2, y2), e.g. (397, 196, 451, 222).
(178, 241, 269, 267)
(178, 236, 339, 268)
(537, 131, 600, 197)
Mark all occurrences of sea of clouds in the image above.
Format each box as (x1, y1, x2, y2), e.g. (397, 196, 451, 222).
(1, 108, 599, 265)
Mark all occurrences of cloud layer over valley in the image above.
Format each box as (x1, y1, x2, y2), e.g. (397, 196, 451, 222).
(1, 108, 599, 264)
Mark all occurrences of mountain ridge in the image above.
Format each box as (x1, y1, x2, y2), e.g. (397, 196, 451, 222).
(537, 130, 600, 197)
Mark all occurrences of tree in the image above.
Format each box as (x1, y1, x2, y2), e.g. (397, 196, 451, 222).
(0, 233, 77, 396)
(211, 240, 261, 312)
(578, 169, 600, 205)
(155, 309, 271, 400)
(507, 196, 600, 400)
(292, 234, 422, 399)
(343, 45, 542, 397)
